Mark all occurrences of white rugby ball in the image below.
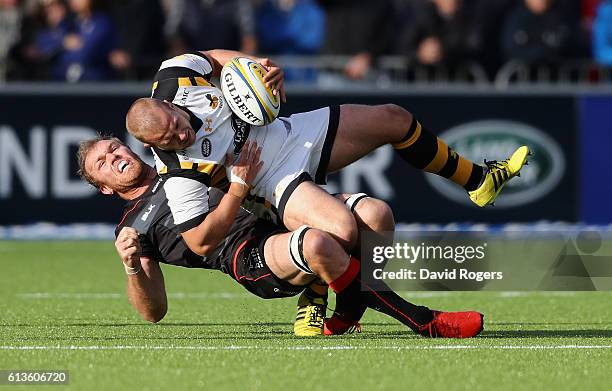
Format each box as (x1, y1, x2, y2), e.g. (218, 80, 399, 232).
(220, 57, 281, 126)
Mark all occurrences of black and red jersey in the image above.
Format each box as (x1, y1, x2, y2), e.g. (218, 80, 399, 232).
(114, 175, 261, 272)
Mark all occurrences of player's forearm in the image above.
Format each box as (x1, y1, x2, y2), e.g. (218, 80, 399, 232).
(202, 49, 259, 76)
(181, 183, 248, 256)
(126, 261, 167, 323)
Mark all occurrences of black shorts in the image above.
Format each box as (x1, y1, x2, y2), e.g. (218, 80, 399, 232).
(223, 221, 306, 299)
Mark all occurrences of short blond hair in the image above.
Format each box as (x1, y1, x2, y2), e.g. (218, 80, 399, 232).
(125, 97, 165, 143)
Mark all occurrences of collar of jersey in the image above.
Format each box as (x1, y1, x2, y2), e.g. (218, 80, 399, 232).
(176, 105, 204, 135)
(127, 175, 162, 207)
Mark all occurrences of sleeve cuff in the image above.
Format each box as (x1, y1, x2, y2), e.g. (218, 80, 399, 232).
(176, 213, 207, 233)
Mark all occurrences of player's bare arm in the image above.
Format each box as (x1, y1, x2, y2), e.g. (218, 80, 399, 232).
(181, 141, 263, 256)
(115, 227, 167, 323)
(202, 49, 286, 101)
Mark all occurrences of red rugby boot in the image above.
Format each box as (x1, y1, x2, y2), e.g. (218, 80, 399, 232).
(323, 315, 362, 336)
(418, 310, 484, 338)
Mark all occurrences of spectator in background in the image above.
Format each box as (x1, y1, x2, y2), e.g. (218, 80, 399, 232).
(14, 0, 75, 80)
(0, 0, 24, 81)
(470, 0, 515, 79)
(35, 0, 72, 60)
(49, 0, 117, 82)
(110, 0, 166, 80)
(317, 0, 395, 80)
(254, 0, 324, 82)
(255, 0, 323, 55)
(395, 0, 477, 71)
(593, 0, 612, 67)
(501, 0, 582, 69)
(165, 0, 257, 56)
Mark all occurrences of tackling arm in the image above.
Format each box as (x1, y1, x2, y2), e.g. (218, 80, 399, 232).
(180, 182, 250, 256)
(180, 141, 263, 256)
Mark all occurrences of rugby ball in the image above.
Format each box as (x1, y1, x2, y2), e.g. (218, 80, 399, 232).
(220, 57, 281, 126)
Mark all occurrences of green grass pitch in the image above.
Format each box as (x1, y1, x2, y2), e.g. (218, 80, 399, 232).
(1, 241, 612, 390)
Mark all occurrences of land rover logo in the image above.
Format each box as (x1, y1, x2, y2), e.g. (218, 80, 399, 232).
(201, 138, 212, 157)
(424, 120, 565, 208)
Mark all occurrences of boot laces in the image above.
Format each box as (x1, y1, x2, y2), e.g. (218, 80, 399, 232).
(307, 304, 324, 328)
(484, 159, 508, 172)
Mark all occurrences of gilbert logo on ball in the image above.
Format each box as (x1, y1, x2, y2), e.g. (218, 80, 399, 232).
(221, 57, 281, 126)
(425, 120, 565, 208)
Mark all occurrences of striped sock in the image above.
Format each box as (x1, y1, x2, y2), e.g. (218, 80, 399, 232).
(393, 120, 485, 191)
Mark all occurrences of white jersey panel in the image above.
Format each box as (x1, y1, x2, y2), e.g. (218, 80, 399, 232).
(164, 176, 210, 226)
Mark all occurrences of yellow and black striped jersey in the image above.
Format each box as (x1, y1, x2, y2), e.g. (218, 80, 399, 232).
(150, 51, 242, 186)
(148, 52, 292, 230)
(149, 52, 247, 229)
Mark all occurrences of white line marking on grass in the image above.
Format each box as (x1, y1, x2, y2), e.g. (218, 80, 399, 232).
(2, 345, 612, 351)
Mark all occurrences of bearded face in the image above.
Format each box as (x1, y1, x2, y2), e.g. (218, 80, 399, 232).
(84, 139, 147, 195)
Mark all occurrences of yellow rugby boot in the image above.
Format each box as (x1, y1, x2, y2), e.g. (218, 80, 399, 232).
(468, 146, 531, 207)
(293, 291, 326, 336)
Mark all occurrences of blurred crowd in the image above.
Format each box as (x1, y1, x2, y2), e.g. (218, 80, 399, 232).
(0, 0, 611, 83)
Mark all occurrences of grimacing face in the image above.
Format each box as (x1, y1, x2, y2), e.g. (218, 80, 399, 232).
(147, 101, 196, 151)
(84, 139, 145, 194)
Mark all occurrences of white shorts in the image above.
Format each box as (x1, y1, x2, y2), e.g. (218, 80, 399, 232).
(242, 105, 340, 224)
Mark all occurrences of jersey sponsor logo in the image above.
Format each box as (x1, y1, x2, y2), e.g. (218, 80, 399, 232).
(201, 138, 212, 157)
(230, 114, 251, 155)
(178, 88, 190, 106)
(425, 120, 565, 207)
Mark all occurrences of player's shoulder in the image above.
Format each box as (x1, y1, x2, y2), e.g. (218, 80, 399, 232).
(115, 198, 147, 237)
(152, 52, 216, 100)
(156, 51, 214, 81)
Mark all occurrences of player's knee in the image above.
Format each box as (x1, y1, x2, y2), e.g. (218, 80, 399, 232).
(303, 229, 334, 262)
(329, 209, 359, 250)
(379, 104, 413, 141)
(355, 198, 395, 232)
(381, 103, 412, 124)
(302, 229, 348, 275)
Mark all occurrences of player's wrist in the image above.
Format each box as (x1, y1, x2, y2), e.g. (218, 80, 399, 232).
(122, 259, 142, 275)
(228, 182, 250, 199)
(229, 170, 248, 187)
